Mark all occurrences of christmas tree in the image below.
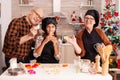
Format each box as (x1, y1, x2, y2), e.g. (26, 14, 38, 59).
(100, 0, 120, 56)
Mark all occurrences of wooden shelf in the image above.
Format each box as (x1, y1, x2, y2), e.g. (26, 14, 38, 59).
(69, 22, 84, 26)
(18, 3, 34, 7)
(79, 5, 94, 8)
(109, 68, 120, 71)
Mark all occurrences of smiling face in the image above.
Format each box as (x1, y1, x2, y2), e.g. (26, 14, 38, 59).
(46, 23, 56, 36)
(28, 8, 44, 25)
(84, 15, 95, 31)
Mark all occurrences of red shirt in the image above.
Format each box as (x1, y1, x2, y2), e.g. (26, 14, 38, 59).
(2, 16, 35, 59)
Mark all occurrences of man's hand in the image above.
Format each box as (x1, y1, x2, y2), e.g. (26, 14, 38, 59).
(29, 26, 38, 38)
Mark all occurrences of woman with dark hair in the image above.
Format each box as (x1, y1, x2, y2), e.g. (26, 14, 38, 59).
(33, 17, 62, 63)
(65, 9, 112, 63)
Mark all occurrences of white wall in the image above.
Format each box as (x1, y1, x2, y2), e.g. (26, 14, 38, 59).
(0, 0, 2, 75)
(0, 0, 12, 74)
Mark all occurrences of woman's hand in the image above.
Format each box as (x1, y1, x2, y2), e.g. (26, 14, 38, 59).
(64, 35, 76, 45)
(49, 36, 58, 46)
(64, 35, 81, 54)
(43, 35, 58, 45)
(50, 36, 59, 59)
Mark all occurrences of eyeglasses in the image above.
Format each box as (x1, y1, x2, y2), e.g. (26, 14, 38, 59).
(84, 17, 94, 21)
(33, 10, 44, 21)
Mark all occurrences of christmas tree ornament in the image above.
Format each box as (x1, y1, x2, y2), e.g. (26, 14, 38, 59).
(100, 0, 120, 56)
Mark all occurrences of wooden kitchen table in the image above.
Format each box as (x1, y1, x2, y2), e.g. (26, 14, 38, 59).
(0, 64, 112, 80)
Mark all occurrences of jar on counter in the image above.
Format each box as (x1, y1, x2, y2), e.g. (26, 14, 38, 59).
(81, 59, 90, 73)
